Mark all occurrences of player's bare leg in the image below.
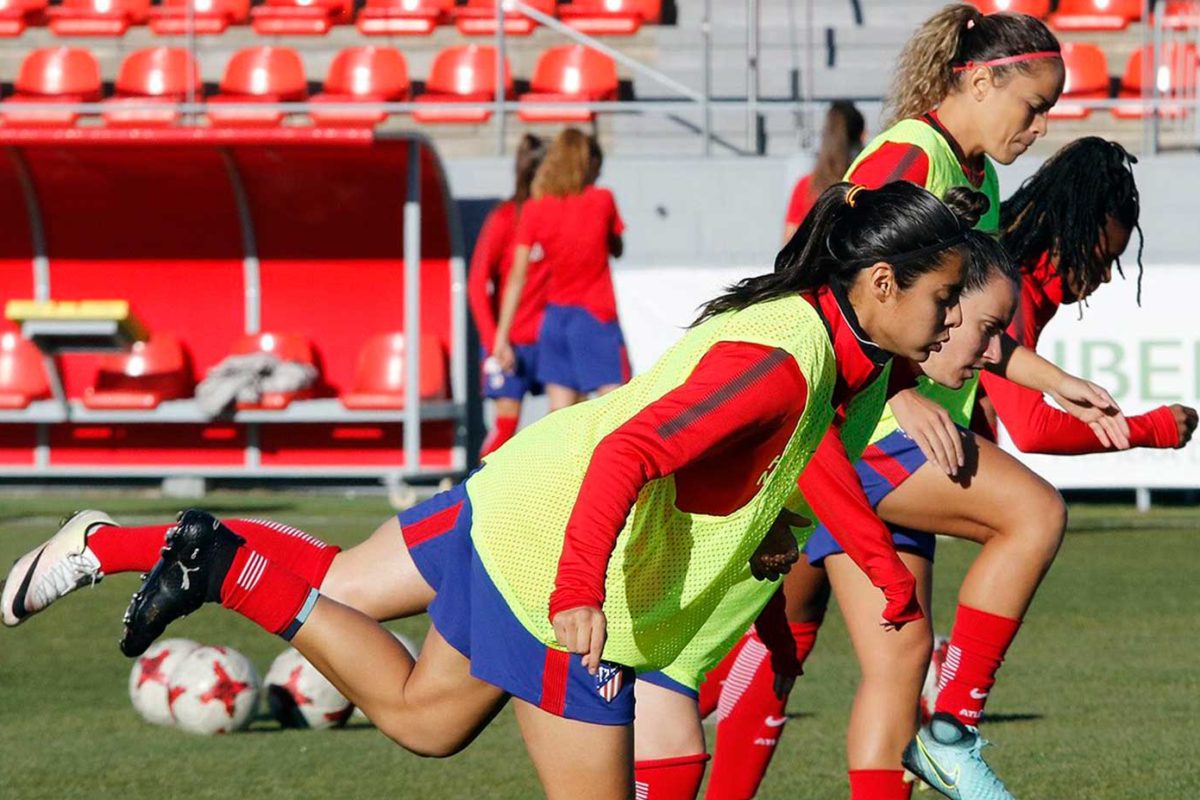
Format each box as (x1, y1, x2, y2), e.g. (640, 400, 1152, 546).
(547, 383, 581, 411)
(594, 383, 621, 398)
(515, 698, 635, 800)
(318, 516, 434, 621)
(633, 680, 705, 761)
(826, 550, 933, 768)
(782, 555, 832, 623)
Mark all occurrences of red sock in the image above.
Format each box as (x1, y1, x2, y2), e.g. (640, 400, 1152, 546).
(849, 770, 912, 800)
(934, 604, 1022, 726)
(220, 547, 317, 638)
(88, 519, 339, 586)
(634, 754, 710, 800)
(704, 622, 819, 800)
(698, 630, 748, 719)
(481, 413, 520, 456)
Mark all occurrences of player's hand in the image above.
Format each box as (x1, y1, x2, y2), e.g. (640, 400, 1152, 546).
(879, 571, 924, 631)
(493, 341, 516, 373)
(551, 605, 607, 676)
(1169, 404, 1198, 447)
(888, 388, 964, 476)
(1048, 376, 1129, 450)
(749, 509, 810, 581)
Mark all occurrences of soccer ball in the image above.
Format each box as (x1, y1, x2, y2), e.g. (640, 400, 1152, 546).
(265, 647, 353, 730)
(168, 645, 260, 735)
(128, 638, 200, 726)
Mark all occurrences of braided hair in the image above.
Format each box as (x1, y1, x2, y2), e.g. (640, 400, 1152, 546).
(1000, 137, 1143, 303)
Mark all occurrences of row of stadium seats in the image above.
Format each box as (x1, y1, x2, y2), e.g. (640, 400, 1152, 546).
(972, 0, 1200, 32)
(0, 43, 619, 126)
(0, 330, 449, 411)
(1056, 40, 1198, 118)
(0, 0, 661, 38)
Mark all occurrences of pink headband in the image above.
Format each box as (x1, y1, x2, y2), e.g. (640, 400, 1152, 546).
(953, 51, 1061, 73)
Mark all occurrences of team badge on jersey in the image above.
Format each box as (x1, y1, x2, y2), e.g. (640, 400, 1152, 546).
(594, 662, 624, 703)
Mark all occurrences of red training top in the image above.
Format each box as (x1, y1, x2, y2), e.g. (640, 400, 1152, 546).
(467, 200, 548, 352)
(548, 286, 924, 633)
(785, 174, 816, 228)
(978, 254, 1180, 452)
(847, 111, 986, 190)
(514, 185, 626, 323)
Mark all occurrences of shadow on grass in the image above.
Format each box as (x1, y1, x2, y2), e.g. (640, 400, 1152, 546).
(981, 712, 1043, 724)
(244, 719, 377, 735)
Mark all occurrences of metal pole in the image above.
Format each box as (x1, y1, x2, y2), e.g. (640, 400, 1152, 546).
(746, 0, 760, 153)
(805, 0, 815, 147)
(702, 0, 712, 156)
(403, 141, 423, 477)
(1145, 0, 1157, 154)
(186, 0, 196, 125)
(494, 2, 507, 156)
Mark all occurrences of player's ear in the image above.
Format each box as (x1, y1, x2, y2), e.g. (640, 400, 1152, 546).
(865, 261, 897, 302)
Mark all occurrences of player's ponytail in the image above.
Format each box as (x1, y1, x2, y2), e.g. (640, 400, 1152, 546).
(885, 3, 1060, 126)
(695, 182, 982, 324)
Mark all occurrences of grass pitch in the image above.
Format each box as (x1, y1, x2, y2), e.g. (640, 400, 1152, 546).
(1, 493, 1197, 799)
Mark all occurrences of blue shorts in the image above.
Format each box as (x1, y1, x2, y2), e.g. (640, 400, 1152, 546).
(400, 480, 636, 725)
(482, 343, 543, 400)
(803, 429, 937, 566)
(636, 670, 699, 699)
(537, 304, 630, 394)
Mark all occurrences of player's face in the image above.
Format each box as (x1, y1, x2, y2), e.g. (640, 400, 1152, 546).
(978, 61, 1064, 165)
(920, 274, 1018, 389)
(1064, 216, 1133, 303)
(870, 252, 966, 363)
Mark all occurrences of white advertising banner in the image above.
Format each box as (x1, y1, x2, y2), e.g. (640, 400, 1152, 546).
(614, 264, 1200, 490)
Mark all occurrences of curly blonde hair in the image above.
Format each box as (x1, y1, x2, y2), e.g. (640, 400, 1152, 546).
(532, 128, 590, 199)
(884, 3, 1060, 127)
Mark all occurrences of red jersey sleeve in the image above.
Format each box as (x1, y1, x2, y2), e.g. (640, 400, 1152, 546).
(466, 205, 508, 353)
(785, 175, 815, 227)
(797, 429, 923, 626)
(847, 142, 931, 189)
(603, 188, 626, 237)
(549, 341, 809, 619)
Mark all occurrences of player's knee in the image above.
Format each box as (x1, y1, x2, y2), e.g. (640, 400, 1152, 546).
(1018, 486, 1067, 562)
(861, 627, 932, 684)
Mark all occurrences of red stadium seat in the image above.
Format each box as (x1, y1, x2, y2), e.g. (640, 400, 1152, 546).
(454, 0, 555, 36)
(413, 45, 513, 124)
(1158, 0, 1200, 30)
(518, 45, 618, 123)
(558, 0, 661, 34)
(1050, 42, 1110, 119)
(0, 0, 48, 37)
(102, 48, 202, 127)
(0, 48, 101, 127)
(356, 0, 452, 35)
(229, 332, 318, 409)
(250, 0, 351, 35)
(1049, 0, 1141, 31)
(967, 0, 1050, 15)
(149, 0, 249, 35)
(208, 47, 307, 127)
(0, 333, 51, 410)
(82, 334, 193, 410)
(311, 47, 410, 127)
(47, 0, 150, 36)
(1113, 43, 1199, 118)
(340, 333, 448, 409)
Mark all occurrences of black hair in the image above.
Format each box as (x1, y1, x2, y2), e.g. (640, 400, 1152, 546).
(962, 228, 1018, 295)
(513, 133, 546, 210)
(696, 182, 987, 324)
(1000, 137, 1142, 303)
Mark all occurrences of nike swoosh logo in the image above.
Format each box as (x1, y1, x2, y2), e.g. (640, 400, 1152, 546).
(11, 547, 46, 620)
(916, 734, 959, 791)
(969, 688, 990, 699)
(764, 716, 788, 728)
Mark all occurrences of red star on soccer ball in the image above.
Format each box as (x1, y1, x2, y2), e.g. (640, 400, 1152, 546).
(283, 665, 313, 707)
(199, 662, 250, 718)
(136, 650, 171, 689)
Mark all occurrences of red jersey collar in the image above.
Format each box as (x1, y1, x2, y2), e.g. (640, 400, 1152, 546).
(808, 285, 890, 403)
(921, 111, 987, 189)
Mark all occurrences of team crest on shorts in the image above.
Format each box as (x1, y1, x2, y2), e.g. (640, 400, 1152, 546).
(594, 662, 624, 703)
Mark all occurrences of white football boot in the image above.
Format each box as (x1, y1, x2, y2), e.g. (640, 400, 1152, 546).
(2, 510, 116, 626)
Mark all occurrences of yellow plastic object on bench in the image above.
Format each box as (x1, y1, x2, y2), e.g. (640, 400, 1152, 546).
(5, 299, 149, 352)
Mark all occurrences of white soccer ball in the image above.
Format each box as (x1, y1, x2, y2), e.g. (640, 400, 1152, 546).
(128, 638, 201, 726)
(265, 647, 354, 730)
(167, 645, 260, 735)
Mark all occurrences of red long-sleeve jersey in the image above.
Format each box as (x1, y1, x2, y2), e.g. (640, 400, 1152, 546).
(978, 254, 1179, 453)
(549, 287, 921, 629)
(466, 200, 548, 352)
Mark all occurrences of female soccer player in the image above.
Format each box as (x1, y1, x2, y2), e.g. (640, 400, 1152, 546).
(783, 101, 865, 243)
(494, 128, 628, 412)
(6, 181, 985, 800)
(697, 6, 1067, 796)
(468, 134, 547, 456)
